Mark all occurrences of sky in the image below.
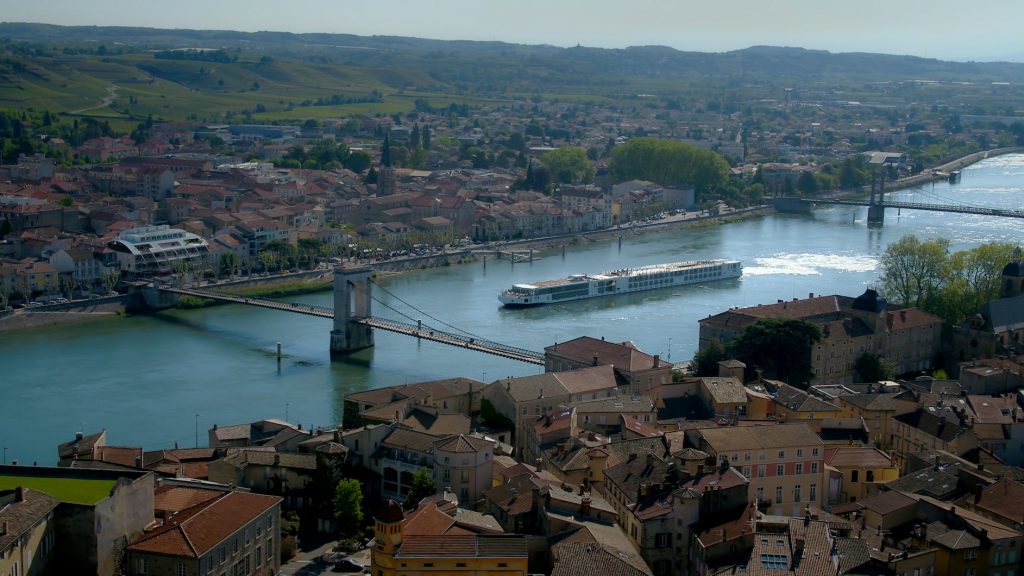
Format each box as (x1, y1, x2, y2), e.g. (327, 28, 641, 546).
(2, 0, 1023, 62)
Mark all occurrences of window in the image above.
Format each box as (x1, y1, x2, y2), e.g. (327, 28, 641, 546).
(220, 546, 227, 564)
(255, 546, 262, 567)
(743, 466, 751, 477)
(778, 450, 785, 459)
(245, 528, 251, 546)
(776, 464, 784, 476)
(456, 563, 467, 568)
(761, 554, 788, 569)
(775, 486, 783, 503)
(759, 450, 765, 461)
(796, 448, 803, 457)
(965, 548, 977, 560)
(812, 447, 819, 457)
(266, 514, 272, 532)
(866, 470, 875, 482)
(809, 483, 817, 502)
(656, 533, 671, 547)
(811, 462, 819, 474)
(756, 487, 764, 503)
(744, 452, 751, 462)
(795, 463, 803, 475)
(758, 465, 765, 478)
(794, 485, 802, 502)
(233, 536, 239, 554)
(267, 538, 273, 560)
(964, 569, 976, 576)
(138, 558, 148, 574)
(177, 563, 187, 576)
(851, 470, 859, 482)
(443, 469, 451, 481)
(461, 470, 469, 483)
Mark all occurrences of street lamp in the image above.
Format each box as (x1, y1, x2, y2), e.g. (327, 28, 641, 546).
(194, 414, 200, 449)
(2, 447, 7, 465)
(667, 338, 672, 361)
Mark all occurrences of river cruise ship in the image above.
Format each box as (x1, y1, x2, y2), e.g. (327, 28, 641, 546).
(499, 259, 742, 307)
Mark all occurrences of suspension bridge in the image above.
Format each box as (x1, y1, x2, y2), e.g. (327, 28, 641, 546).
(158, 268, 545, 365)
(773, 169, 1024, 223)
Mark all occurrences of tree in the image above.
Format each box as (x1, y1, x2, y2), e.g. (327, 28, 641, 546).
(796, 171, 818, 195)
(609, 138, 730, 203)
(541, 146, 595, 185)
(729, 319, 823, 388)
(853, 352, 896, 383)
(693, 339, 726, 376)
(404, 467, 436, 509)
(333, 478, 364, 536)
(879, 235, 950, 310)
(344, 150, 372, 173)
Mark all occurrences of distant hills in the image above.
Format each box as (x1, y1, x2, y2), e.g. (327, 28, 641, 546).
(1, 22, 1023, 123)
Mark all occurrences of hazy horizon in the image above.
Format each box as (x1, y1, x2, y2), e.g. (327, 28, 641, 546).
(2, 0, 1023, 63)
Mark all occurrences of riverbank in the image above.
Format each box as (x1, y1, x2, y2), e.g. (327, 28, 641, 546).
(0, 302, 126, 332)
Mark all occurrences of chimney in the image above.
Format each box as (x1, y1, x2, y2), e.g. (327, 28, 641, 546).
(0, 521, 7, 536)
(75, 431, 84, 441)
(654, 355, 660, 368)
(593, 354, 599, 366)
(580, 496, 592, 516)
(273, 453, 281, 466)
(579, 484, 585, 495)
(135, 456, 142, 469)
(506, 381, 511, 392)
(16, 487, 24, 502)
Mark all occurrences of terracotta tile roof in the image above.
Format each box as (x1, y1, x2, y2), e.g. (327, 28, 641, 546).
(128, 491, 280, 558)
(551, 541, 653, 576)
(972, 478, 1024, 524)
(859, 491, 916, 515)
(546, 336, 661, 373)
(838, 393, 900, 412)
(824, 447, 893, 469)
(153, 486, 222, 514)
(396, 534, 527, 558)
(702, 377, 749, 405)
(433, 434, 491, 454)
(403, 501, 457, 535)
(57, 430, 106, 459)
(698, 423, 822, 453)
(380, 427, 442, 453)
(95, 446, 144, 468)
(0, 489, 60, 554)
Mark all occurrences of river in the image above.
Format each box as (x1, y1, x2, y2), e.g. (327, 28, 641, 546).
(2, 154, 1023, 465)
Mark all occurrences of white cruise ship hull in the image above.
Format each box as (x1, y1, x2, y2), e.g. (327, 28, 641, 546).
(499, 259, 742, 307)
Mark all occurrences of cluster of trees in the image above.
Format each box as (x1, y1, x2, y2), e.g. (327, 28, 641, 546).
(609, 138, 730, 203)
(153, 48, 236, 63)
(275, 140, 372, 172)
(694, 318, 823, 388)
(879, 235, 1018, 326)
(541, 146, 594, 185)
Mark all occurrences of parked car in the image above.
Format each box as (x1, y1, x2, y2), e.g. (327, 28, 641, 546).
(330, 558, 364, 573)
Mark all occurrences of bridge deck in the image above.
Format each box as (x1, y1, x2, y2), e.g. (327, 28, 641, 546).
(794, 198, 1024, 218)
(159, 286, 544, 365)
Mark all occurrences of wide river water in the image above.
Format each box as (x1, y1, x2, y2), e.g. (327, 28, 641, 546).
(2, 155, 1023, 464)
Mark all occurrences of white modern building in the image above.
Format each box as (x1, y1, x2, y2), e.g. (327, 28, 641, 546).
(108, 225, 210, 278)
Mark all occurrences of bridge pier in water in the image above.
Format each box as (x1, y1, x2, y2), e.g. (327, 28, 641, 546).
(330, 266, 375, 357)
(867, 171, 885, 226)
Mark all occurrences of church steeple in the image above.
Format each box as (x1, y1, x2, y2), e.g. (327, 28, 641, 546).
(378, 133, 396, 196)
(381, 132, 393, 168)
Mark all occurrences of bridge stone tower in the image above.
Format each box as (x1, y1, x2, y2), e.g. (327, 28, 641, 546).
(331, 266, 374, 356)
(867, 170, 885, 226)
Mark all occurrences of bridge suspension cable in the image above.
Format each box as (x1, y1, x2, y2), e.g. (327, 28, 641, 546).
(368, 279, 485, 341)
